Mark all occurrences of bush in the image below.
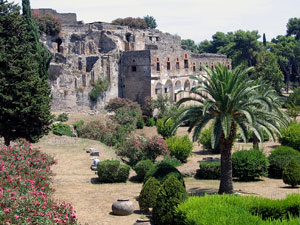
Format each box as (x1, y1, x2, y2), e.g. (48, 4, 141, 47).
(138, 177, 161, 211)
(196, 161, 220, 179)
(145, 117, 155, 127)
(175, 194, 300, 225)
(152, 175, 188, 225)
(112, 17, 147, 29)
(279, 121, 300, 151)
(105, 97, 141, 113)
(232, 149, 268, 181)
(52, 123, 73, 137)
(166, 135, 193, 162)
(117, 135, 168, 166)
(89, 78, 110, 102)
(198, 126, 220, 154)
(136, 116, 145, 129)
(56, 113, 68, 122)
(144, 162, 184, 186)
(73, 120, 84, 132)
(156, 117, 175, 138)
(287, 87, 300, 106)
(268, 146, 300, 178)
(97, 160, 130, 183)
(112, 108, 139, 131)
(283, 159, 300, 187)
(162, 155, 182, 167)
(33, 14, 61, 36)
(134, 160, 154, 182)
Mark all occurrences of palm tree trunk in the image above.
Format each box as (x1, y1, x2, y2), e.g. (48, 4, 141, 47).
(218, 123, 236, 194)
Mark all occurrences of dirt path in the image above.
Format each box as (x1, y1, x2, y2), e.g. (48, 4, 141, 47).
(33, 126, 299, 225)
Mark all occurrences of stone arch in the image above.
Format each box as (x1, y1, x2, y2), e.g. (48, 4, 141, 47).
(164, 80, 174, 101)
(155, 82, 163, 95)
(174, 80, 182, 101)
(184, 80, 190, 91)
(192, 80, 196, 88)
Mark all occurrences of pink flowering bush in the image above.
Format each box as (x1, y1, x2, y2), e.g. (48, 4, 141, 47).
(117, 135, 169, 165)
(0, 139, 79, 224)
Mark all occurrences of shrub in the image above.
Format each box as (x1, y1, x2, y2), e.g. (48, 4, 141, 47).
(56, 113, 68, 122)
(268, 146, 300, 178)
(283, 159, 300, 187)
(112, 108, 139, 131)
(166, 135, 193, 162)
(105, 97, 141, 113)
(145, 117, 155, 127)
(162, 155, 182, 167)
(144, 162, 184, 186)
(112, 17, 147, 29)
(89, 78, 110, 102)
(175, 194, 300, 225)
(134, 160, 154, 182)
(136, 116, 145, 129)
(287, 87, 300, 106)
(232, 149, 268, 181)
(279, 121, 300, 151)
(73, 120, 84, 132)
(138, 177, 161, 211)
(97, 160, 130, 183)
(237, 130, 270, 142)
(145, 136, 169, 161)
(196, 161, 220, 179)
(52, 123, 73, 137)
(33, 14, 61, 36)
(152, 175, 188, 225)
(198, 126, 220, 154)
(156, 117, 175, 138)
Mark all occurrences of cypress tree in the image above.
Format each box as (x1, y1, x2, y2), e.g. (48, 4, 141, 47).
(0, 0, 52, 146)
(263, 33, 267, 46)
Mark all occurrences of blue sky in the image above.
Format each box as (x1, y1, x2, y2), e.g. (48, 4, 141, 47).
(13, 0, 300, 42)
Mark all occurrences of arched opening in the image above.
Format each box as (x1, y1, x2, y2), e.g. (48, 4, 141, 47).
(184, 80, 190, 91)
(164, 80, 173, 101)
(175, 80, 182, 101)
(156, 58, 160, 72)
(155, 83, 163, 95)
(125, 33, 131, 42)
(54, 38, 62, 53)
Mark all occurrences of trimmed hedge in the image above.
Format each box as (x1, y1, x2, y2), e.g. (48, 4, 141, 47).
(283, 159, 300, 187)
(198, 126, 220, 154)
(134, 160, 154, 182)
(52, 123, 73, 137)
(138, 177, 161, 211)
(162, 155, 182, 167)
(165, 135, 193, 162)
(97, 160, 130, 183)
(144, 162, 184, 186)
(175, 194, 300, 225)
(196, 161, 220, 179)
(232, 149, 268, 181)
(268, 146, 300, 179)
(279, 121, 300, 151)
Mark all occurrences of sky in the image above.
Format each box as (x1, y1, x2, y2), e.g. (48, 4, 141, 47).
(13, 0, 300, 43)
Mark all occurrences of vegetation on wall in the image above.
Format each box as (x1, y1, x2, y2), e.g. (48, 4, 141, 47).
(88, 78, 110, 102)
(33, 14, 61, 36)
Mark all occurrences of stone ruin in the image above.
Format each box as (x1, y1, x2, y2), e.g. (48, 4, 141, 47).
(33, 9, 232, 113)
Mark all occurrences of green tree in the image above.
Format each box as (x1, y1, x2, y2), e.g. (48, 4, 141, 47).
(263, 33, 267, 46)
(253, 51, 284, 93)
(172, 64, 287, 193)
(0, 0, 52, 146)
(181, 39, 198, 53)
(287, 17, 300, 40)
(143, 15, 157, 29)
(198, 40, 213, 53)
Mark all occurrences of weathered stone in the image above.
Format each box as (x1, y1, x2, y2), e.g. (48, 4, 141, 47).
(90, 150, 99, 156)
(112, 199, 134, 216)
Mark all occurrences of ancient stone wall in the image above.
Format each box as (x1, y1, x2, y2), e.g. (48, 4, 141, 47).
(32, 9, 77, 25)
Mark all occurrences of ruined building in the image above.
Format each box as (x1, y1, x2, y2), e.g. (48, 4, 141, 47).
(33, 9, 232, 112)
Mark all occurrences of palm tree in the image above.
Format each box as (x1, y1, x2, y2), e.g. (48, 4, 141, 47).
(172, 64, 288, 194)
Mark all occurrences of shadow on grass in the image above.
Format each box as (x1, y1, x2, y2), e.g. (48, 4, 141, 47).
(90, 177, 100, 184)
(188, 187, 218, 196)
(280, 186, 300, 189)
(193, 150, 219, 156)
(233, 178, 264, 183)
(129, 176, 143, 184)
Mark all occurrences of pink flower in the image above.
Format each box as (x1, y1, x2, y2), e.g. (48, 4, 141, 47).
(15, 215, 19, 220)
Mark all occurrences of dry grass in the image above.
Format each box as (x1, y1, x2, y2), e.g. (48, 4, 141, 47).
(31, 113, 300, 225)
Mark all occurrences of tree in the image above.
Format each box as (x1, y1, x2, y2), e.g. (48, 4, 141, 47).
(287, 17, 300, 40)
(172, 64, 287, 193)
(0, 0, 52, 146)
(198, 40, 213, 53)
(181, 39, 198, 53)
(112, 17, 147, 29)
(253, 51, 284, 93)
(143, 15, 157, 29)
(263, 33, 267, 46)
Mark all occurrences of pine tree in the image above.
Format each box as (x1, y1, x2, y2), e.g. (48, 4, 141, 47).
(0, 0, 52, 146)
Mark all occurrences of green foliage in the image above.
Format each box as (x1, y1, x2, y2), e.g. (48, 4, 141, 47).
(112, 17, 147, 29)
(136, 116, 145, 129)
(52, 123, 73, 137)
(198, 126, 220, 154)
(144, 162, 184, 186)
(286, 104, 300, 120)
(56, 113, 68, 122)
(287, 87, 300, 106)
(138, 177, 161, 211)
(143, 15, 157, 29)
(97, 160, 130, 183)
(32, 14, 61, 36)
(196, 161, 220, 179)
(175, 194, 300, 225)
(0, 0, 52, 145)
(152, 175, 188, 225)
(112, 108, 139, 131)
(156, 117, 175, 138)
(145, 118, 155, 127)
(287, 17, 300, 40)
(283, 159, 300, 187)
(268, 146, 300, 178)
(181, 39, 198, 53)
(253, 51, 284, 93)
(89, 78, 110, 102)
(165, 135, 193, 162)
(73, 120, 84, 133)
(134, 160, 154, 182)
(279, 121, 300, 151)
(162, 155, 182, 167)
(232, 149, 268, 181)
(237, 129, 270, 142)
